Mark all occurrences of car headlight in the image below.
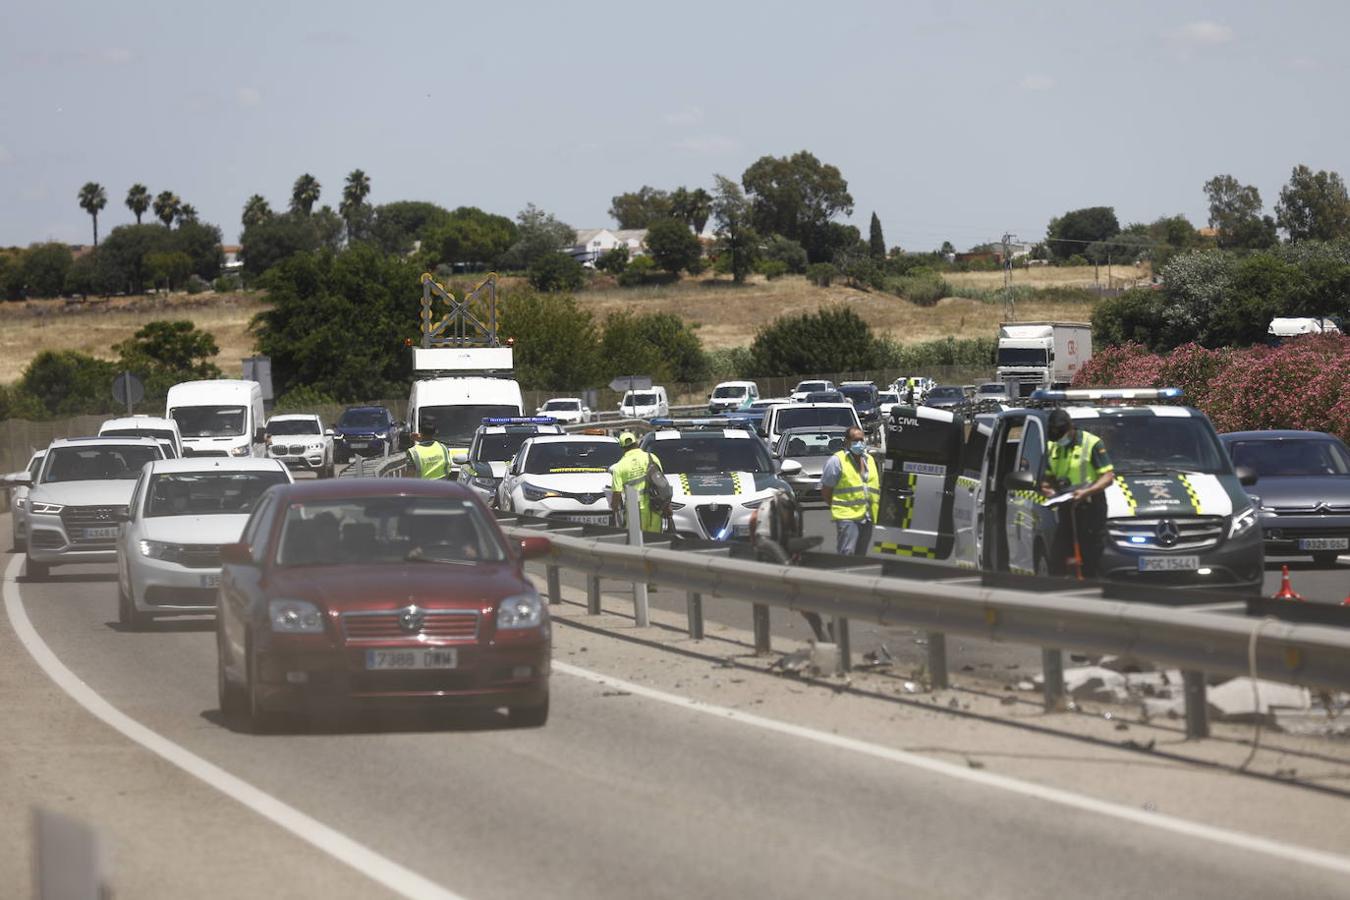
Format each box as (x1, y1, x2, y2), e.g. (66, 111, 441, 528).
(376, 432, 388, 440)
(15, 497, 26, 509)
(229, 445, 250, 457)
(521, 482, 559, 502)
(269, 599, 325, 634)
(470, 476, 498, 490)
(1229, 507, 1259, 539)
(497, 591, 544, 629)
(138, 539, 176, 560)
(30, 501, 64, 514)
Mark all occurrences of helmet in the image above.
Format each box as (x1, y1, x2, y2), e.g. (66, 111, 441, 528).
(618, 431, 638, 447)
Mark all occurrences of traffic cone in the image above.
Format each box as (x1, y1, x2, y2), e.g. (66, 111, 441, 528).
(1272, 565, 1303, 601)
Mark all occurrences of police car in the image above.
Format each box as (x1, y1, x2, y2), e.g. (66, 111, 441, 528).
(453, 417, 565, 506)
(496, 433, 623, 524)
(640, 419, 801, 541)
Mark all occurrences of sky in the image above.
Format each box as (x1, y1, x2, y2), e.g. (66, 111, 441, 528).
(3, 0, 1348, 251)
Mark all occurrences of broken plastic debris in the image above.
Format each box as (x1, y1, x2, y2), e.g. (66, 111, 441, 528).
(902, 681, 918, 693)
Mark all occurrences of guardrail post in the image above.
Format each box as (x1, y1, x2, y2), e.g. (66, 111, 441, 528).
(1183, 670, 1209, 739)
(752, 604, 771, 655)
(546, 564, 561, 605)
(686, 591, 704, 640)
(624, 483, 650, 627)
(835, 618, 851, 673)
(1041, 647, 1065, 711)
(586, 574, 602, 615)
(927, 631, 948, 689)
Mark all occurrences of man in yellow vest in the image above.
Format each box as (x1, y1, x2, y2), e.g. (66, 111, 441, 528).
(819, 426, 879, 556)
(608, 431, 665, 533)
(407, 424, 451, 480)
(1041, 408, 1115, 577)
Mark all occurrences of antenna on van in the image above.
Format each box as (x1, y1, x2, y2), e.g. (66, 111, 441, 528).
(419, 273, 500, 348)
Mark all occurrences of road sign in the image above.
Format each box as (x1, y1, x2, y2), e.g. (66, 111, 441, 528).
(111, 371, 144, 413)
(609, 375, 652, 392)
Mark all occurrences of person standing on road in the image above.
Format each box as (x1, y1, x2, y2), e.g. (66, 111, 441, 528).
(1040, 408, 1115, 578)
(608, 431, 665, 533)
(819, 426, 879, 556)
(406, 424, 451, 480)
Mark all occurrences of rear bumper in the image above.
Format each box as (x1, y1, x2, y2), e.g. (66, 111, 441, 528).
(1258, 514, 1350, 555)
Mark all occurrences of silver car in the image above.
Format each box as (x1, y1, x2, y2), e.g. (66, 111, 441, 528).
(5, 449, 47, 552)
(772, 426, 850, 502)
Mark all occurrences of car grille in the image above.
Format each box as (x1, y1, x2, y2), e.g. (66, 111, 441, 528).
(145, 586, 218, 607)
(695, 504, 733, 539)
(349, 671, 478, 694)
(270, 444, 309, 457)
(59, 506, 123, 547)
(184, 448, 228, 457)
(341, 609, 480, 643)
(558, 491, 605, 505)
(1108, 516, 1225, 552)
(1268, 504, 1350, 515)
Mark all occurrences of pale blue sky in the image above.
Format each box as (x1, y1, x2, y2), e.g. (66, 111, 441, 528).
(3, 1, 1347, 250)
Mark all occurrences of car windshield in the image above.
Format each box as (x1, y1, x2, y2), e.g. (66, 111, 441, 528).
(997, 347, 1048, 366)
(624, 393, 657, 406)
(778, 431, 848, 458)
(339, 409, 388, 428)
(804, 392, 844, 403)
(776, 407, 856, 431)
(145, 471, 289, 517)
(542, 400, 580, 411)
(1226, 439, 1350, 477)
(878, 393, 899, 405)
(275, 497, 506, 567)
(977, 384, 1006, 395)
(713, 386, 747, 398)
(523, 441, 622, 474)
(103, 427, 176, 444)
(266, 420, 320, 436)
(840, 387, 875, 403)
(419, 405, 518, 445)
(171, 406, 246, 438)
(655, 437, 773, 474)
(796, 382, 827, 392)
(928, 387, 964, 400)
(1089, 415, 1230, 475)
(42, 445, 161, 482)
(475, 431, 539, 462)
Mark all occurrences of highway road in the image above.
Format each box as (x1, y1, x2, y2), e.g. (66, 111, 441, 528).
(2, 512, 1349, 899)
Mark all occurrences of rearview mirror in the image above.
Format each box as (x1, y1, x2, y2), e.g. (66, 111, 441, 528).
(6, 472, 32, 486)
(452, 453, 469, 465)
(1006, 470, 1038, 492)
(778, 459, 803, 477)
(1235, 465, 1258, 487)
(518, 536, 551, 560)
(220, 542, 250, 565)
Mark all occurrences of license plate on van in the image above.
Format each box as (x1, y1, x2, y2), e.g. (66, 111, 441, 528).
(1138, 556, 1200, 572)
(1298, 537, 1348, 551)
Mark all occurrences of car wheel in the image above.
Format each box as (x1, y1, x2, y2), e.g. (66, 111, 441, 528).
(23, 557, 48, 581)
(11, 535, 23, 553)
(217, 639, 247, 723)
(245, 635, 283, 734)
(508, 694, 549, 727)
(117, 579, 149, 631)
(1312, 551, 1341, 567)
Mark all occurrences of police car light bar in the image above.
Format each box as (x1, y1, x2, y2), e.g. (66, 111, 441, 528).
(649, 416, 756, 430)
(482, 416, 557, 425)
(1030, 387, 1184, 402)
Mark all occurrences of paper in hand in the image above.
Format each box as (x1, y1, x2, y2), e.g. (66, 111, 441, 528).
(1042, 491, 1076, 508)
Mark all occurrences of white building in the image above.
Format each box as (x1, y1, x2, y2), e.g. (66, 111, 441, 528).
(567, 228, 647, 265)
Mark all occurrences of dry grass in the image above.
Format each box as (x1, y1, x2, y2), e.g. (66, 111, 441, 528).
(946, 263, 1150, 290)
(0, 292, 268, 384)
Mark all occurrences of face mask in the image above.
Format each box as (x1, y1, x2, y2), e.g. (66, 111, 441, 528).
(849, 441, 867, 456)
(1056, 434, 1073, 448)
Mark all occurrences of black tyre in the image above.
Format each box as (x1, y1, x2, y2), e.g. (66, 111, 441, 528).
(244, 636, 283, 734)
(117, 580, 149, 631)
(24, 557, 48, 581)
(508, 694, 550, 728)
(1312, 551, 1342, 567)
(218, 652, 247, 722)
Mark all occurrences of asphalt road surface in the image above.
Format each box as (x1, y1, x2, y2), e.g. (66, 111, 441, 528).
(2, 512, 1348, 899)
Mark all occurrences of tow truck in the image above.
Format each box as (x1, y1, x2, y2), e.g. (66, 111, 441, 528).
(871, 388, 1265, 593)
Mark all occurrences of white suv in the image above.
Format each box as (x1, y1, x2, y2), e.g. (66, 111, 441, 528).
(264, 414, 335, 477)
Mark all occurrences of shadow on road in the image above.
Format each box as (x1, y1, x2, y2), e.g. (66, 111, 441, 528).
(21, 572, 116, 584)
(104, 618, 215, 634)
(199, 706, 521, 737)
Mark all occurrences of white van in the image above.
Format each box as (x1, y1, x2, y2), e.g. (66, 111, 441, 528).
(407, 346, 524, 462)
(619, 386, 669, 419)
(707, 380, 759, 414)
(762, 401, 861, 447)
(99, 415, 183, 458)
(165, 380, 265, 458)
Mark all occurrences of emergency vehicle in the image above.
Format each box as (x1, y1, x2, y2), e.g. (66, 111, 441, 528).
(871, 389, 1265, 593)
(454, 417, 565, 505)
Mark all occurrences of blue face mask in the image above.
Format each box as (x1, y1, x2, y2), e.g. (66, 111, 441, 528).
(849, 441, 867, 456)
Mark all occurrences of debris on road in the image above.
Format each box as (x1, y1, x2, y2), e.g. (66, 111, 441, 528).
(1207, 678, 1311, 721)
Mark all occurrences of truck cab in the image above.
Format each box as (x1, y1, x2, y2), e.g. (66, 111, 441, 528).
(407, 347, 523, 466)
(873, 389, 1265, 593)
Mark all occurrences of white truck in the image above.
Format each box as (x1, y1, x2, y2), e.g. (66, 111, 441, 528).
(995, 322, 1092, 399)
(407, 347, 524, 466)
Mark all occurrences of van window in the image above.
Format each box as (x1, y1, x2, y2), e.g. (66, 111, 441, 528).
(961, 424, 990, 475)
(172, 406, 247, 438)
(1018, 419, 1045, 477)
(419, 405, 518, 445)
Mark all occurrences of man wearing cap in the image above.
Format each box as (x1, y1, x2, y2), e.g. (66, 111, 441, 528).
(1041, 408, 1115, 577)
(407, 424, 451, 480)
(608, 431, 664, 533)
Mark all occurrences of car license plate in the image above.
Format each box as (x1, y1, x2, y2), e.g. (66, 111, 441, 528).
(559, 514, 610, 525)
(349, 441, 368, 449)
(365, 648, 458, 670)
(84, 526, 118, 540)
(1298, 537, 1348, 551)
(200, 573, 221, 588)
(1138, 555, 1200, 572)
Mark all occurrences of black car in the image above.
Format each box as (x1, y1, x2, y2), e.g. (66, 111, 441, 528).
(332, 406, 404, 463)
(922, 385, 968, 410)
(839, 383, 880, 430)
(1220, 430, 1350, 566)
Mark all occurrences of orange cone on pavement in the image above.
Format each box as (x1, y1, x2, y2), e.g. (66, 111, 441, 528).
(1272, 565, 1303, 601)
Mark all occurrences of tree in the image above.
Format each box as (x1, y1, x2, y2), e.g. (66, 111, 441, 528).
(1204, 174, 1277, 250)
(18, 351, 119, 416)
(868, 212, 886, 261)
(176, 204, 198, 226)
(599, 311, 709, 384)
(748, 306, 886, 376)
(95, 224, 173, 293)
(172, 221, 225, 280)
(125, 183, 151, 225)
(761, 235, 809, 274)
(369, 201, 452, 255)
(78, 182, 108, 247)
(526, 252, 585, 292)
(21, 243, 74, 297)
(1275, 165, 1350, 242)
(609, 186, 673, 229)
(499, 290, 603, 389)
(644, 217, 702, 274)
(240, 213, 329, 278)
(711, 175, 758, 284)
(670, 187, 713, 235)
(153, 191, 181, 228)
(497, 204, 576, 270)
(424, 207, 518, 270)
(340, 169, 372, 242)
(596, 246, 629, 274)
(939, 240, 956, 256)
(1045, 206, 1120, 262)
(741, 151, 854, 262)
(146, 251, 193, 291)
(290, 173, 321, 216)
(114, 319, 221, 385)
(241, 194, 273, 230)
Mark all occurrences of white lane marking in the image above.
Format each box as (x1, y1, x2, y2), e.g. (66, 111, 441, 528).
(555, 660, 1350, 876)
(3, 556, 464, 900)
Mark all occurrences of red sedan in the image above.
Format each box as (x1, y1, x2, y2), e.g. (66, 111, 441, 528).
(215, 478, 552, 731)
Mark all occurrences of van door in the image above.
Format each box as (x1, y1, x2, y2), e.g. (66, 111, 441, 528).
(1002, 416, 1047, 575)
(871, 406, 963, 560)
(951, 419, 991, 568)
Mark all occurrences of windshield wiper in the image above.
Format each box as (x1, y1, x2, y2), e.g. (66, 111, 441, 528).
(404, 547, 474, 565)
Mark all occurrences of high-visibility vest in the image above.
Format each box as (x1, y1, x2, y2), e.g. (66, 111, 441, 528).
(408, 441, 450, 480)
(1046, 430, 1112, 487)
(829, 450, 879, 522)
(610, 448, 664, 532)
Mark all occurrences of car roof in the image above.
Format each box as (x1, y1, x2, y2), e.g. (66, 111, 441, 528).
(649, 429, 755, 440)
(266, 478, 480, 503)
(477, 423, 564, 435)
(780, 425, 850, 434)
(145, 457, 291, 474)
(342, 405, 390, 413)
(542, 397, 582, 403)
(1219, 430, 1340, 441)
(101, 416, 178, 428)
(267, 413, 320, 422)
(776, 402, 855, 410)
(49, 436, 165, 448)
(523, 434, 618, 445)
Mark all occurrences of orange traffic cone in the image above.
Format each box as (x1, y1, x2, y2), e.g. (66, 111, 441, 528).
(1272, 565, 1303, 601)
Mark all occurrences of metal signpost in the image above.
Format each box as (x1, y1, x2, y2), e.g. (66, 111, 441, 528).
(111, 371, 144, 415)
(623, 482, 650, 627)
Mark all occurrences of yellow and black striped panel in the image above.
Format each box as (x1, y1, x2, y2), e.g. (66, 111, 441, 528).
(899, 473, 917, 529)
(1116, 477, 1138, 513)
(1009, 489, 1045, 506)
(1178, 474, 1202, 514)
(874, 541, 939, 559)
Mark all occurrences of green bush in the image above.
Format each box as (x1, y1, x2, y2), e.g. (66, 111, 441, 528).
(596, 246, 629, 274)
(748, 305, 889, 376)
(705, 346, 756, 380)
(185, 274, 209, 294)
(761, 235, 808, 274)
(757, 259, 788, 280)
(877, 336, 997, 369)
(527, 252, 585, 293)
(616, 254, 678, 287)
(889, 275, 950, 307)
(213, 274, 242, 292)
(806, 263, 836, 286)
(273, 384, 339, 411)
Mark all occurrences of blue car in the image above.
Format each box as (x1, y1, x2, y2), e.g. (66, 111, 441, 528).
(332, 406, 404, 463)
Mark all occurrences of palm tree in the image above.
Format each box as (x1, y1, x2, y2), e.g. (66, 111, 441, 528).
(241, 194, 272, 230)
(153, 191, 181, 228)
(176, 204, 199, 226)
(125, 183, 150, 225)
(78, 182, 108, 246)
(290, 174, 321, 215)
(340, 168, 371, 240)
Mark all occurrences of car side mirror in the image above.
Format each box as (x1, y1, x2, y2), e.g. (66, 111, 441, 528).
(8, 472, 32, 486)
(452, 452, 469, 465)
(518, 536, 551, 560)
(1006, 469, 1038, 492)
(220, 542, 251, 565)
(324, 428, 336, 437)
(778, 459, 803, 476)
(472, 461, 493, 477)
(1235, 465, 1258, 487)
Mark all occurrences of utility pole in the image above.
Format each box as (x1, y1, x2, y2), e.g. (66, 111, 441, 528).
(1001, 232, 1018, 322)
